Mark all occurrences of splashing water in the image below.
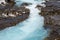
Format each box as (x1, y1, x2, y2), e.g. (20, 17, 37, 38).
(0, 0, 49, 40)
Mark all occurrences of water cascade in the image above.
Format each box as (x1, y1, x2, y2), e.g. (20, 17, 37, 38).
(0, 0, 49, 40)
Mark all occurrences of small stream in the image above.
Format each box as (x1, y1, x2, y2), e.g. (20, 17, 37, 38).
(0, 0, 49, 40)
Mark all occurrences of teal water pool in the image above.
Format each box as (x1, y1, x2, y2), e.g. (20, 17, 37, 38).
(0, 0, 49, 40)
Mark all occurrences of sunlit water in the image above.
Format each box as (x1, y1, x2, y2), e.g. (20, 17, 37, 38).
(0, 0, 49, 40)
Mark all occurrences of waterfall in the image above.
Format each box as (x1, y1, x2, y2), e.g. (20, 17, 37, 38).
(0, 0, 49, 40)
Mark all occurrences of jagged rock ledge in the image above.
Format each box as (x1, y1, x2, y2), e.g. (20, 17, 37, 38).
(0, 3, 30, 30)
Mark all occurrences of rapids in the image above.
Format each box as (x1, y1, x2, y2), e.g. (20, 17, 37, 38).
(0, 0, 49, 40)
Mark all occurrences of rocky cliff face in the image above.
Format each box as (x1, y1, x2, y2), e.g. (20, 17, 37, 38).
(40, 1, 60, 40)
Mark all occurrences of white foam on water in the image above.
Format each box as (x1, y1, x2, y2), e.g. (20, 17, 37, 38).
(0, 0, 49, 40)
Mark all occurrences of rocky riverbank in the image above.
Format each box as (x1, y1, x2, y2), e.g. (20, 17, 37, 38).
(39, 1, 60, 40)
(0, 2, 30, 30)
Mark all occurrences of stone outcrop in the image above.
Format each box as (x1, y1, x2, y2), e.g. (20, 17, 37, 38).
(0, 1, 30, 30)
(44, 30, 60, 40)
(39, 1, 60, 40)
(40, 1, 60, 31)
(0, 7, 30, 30)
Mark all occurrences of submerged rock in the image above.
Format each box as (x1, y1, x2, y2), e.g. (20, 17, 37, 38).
(21, 2, 32, 6)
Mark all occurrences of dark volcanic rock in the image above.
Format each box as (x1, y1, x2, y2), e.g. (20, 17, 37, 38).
(0, 8, 30, 30)
(40, 1, 60, 40)
(5, 0, 16, 7)
(40, 1, 60, 30)
(0, 2, 30, 30)
(21, 2, 32, 6)
(44, 30, 60, 40)
(45, 0, 60, 2)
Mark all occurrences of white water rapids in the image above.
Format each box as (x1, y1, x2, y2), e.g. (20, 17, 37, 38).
(0, 0, 49, 40)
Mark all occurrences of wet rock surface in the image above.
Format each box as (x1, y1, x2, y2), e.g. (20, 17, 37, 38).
(39, 1, 60, 40)
(0, 1, 30, 30)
